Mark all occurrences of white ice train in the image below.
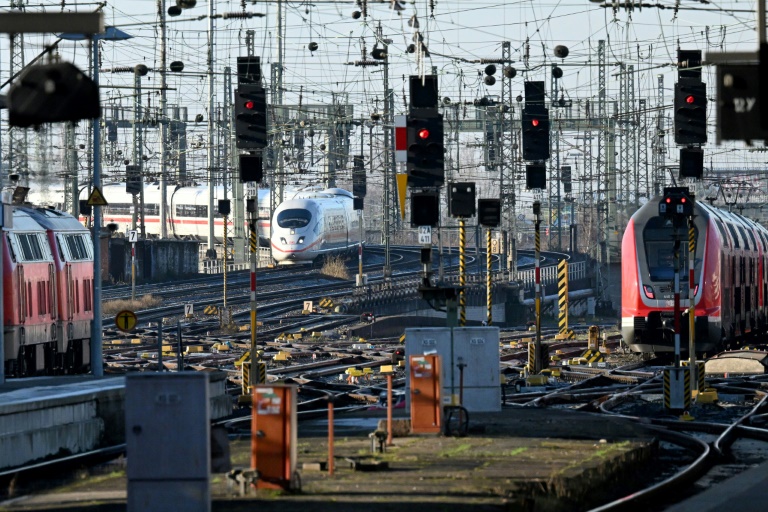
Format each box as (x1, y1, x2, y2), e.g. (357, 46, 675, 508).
(270, 188, 362, 265)
(84, 184, 275, 244)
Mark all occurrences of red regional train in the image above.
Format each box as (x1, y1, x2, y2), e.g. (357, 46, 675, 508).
(621, 197, 768, 355)
(3, 206, 93, 376)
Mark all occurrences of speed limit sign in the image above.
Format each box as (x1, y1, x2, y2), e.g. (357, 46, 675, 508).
(184, 303, 194, 317)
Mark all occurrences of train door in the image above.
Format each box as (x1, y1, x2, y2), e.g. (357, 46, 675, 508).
(18, 265, 26, 324)
(66, 264, 74, 321)
(48, 263, 57, 321)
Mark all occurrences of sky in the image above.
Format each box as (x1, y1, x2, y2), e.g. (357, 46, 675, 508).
(1, 1, 767, 204)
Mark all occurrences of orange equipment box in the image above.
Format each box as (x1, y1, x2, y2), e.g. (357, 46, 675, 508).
(409, 354, 442, 434)
(251, 384, 297, 489)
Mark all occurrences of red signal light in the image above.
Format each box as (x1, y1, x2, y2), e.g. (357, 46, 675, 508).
(685, 95, 694, 104)
(681, 197, 686, 203)
(666, 198, 671, 204)
(531, 119, 540, 127)
(244, 100, 255, 109)
(418, 128, 430, 139)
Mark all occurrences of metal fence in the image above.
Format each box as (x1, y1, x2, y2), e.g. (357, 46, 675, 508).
(514, 260, 587, 290)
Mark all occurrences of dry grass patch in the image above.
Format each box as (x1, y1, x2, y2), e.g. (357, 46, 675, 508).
(103, 294, 162, 316)
(320, 254, 350, 280)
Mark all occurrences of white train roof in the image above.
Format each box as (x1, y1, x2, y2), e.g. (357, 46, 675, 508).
(18, 207, 87, 232)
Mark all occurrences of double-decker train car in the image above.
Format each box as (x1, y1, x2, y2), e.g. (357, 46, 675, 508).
(270, 188, 362, 265)
(621, 196, 768, 354)
(3, 206, 94, 377)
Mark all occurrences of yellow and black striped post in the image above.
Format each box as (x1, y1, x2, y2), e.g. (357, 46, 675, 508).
(255, 361, 267, 384)
(486, 227, 492, 325)
(663, 366, 692, 411)
(249, 221, 258, 349)
(557, 260, 573, 339)
(533, 201, 544, 373)
(223, 214, 228, 309)
(459, 218, 466, 326)
(241, 361, 251, 395)
(249, 219, 259, 386)
(688, 217, 697, 392)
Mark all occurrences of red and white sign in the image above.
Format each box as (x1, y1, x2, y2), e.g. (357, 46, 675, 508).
(394, 115, 407, 163)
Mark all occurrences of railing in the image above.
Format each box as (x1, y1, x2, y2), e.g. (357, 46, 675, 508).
(514, 260, 587, 289)
(200, 248, 272, 274)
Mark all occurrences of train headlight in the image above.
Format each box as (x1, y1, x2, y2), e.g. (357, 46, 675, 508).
(280, 237, 287, 245)
(643, 285, 655, 299)
(298, 237, 305, 244)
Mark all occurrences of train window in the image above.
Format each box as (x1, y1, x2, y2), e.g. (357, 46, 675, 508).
(277, 209, 311, 229)
(107, 203, 133, 215)
(727, 224, 740, 249)
(642, 217, 693, 282)
(62, 234, 91, 261)
(16, 233, 45, 261)
(745, 227, 758, 251)
(144, 204, 160, 216)
(711, 214, 729, 248)
(738, 226, 751, 251)
(5, 233, 17, 262)
(175, 204, 208, 218)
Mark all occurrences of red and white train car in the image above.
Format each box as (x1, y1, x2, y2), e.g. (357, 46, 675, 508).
(24, 206, 94, 374)
(621, 197, 768, 354)
(271, 188, 361, 264)
(79, 183, 273, 244)
(2, 206, 94, 377)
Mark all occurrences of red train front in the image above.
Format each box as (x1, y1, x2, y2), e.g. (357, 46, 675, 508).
(23, 207, 94, 374)
(622, 196, 768, 355)
(3, 206, 94, 376)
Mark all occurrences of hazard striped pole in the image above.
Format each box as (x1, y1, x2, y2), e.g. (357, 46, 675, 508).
(558, 260, 569, 337)
(688, 217, 697, 392)
(223, 214, 228, 308)
(459, 218, 466, 326)
(673, 221, 682, 367)
(486, 227, 492, 325)
(249, 220, 258, 355)
(131, 241, 136, 302)
(534, 201, 542, 373)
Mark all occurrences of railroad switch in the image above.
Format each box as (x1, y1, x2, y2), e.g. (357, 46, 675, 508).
(369, 430, 388, 453)
(694, 388, 719, 404)
(227, 468, 260, 496)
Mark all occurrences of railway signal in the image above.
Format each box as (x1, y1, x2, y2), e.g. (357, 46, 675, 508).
(659, 187, 695, 218)
(239, 154, 263, 183)
(411, 191, 439, 227)
(235, 84, 267, 150)
(522, 110, 550, 161)
(478, 199, 501, 227)
(448, 182, 476, 218)
(679, 147, 704, 179)
(406, 112, 444, 188)
(674, 82, 707, 145)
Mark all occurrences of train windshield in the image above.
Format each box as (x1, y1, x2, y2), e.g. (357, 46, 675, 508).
(276, 209, 311, 229)
(643, 217, 698, 282)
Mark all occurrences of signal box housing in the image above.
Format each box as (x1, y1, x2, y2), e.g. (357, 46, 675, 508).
(448, 182, 476, 218)
(659, 187, 695, 217)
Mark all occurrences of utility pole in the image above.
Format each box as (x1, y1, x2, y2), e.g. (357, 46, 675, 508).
(158, 0, 168, 239)
(382, 27, 394, 278)
(9, 0, 28, 185)
(65, 123, 78, 217)
(206, 0, 216, 256)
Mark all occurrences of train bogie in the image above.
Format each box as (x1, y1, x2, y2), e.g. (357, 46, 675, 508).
(621, 197, 768, 355)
